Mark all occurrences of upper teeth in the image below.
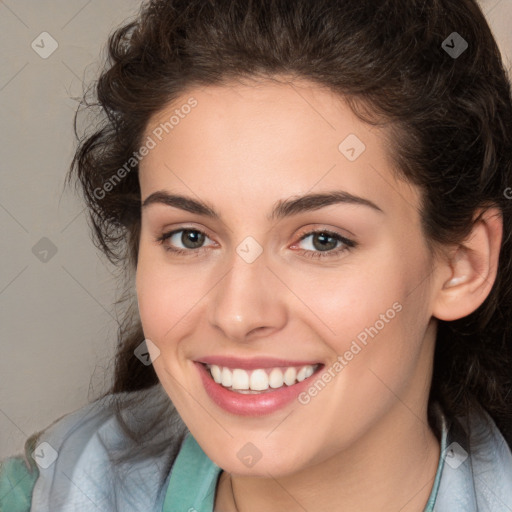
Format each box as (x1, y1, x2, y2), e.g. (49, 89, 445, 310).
(207, 364, 318, 391)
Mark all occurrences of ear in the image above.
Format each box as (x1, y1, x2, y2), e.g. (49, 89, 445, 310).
(432, 207, 503, 321)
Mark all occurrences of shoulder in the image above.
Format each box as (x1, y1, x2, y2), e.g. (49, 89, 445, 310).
(2, 385, 187, 512)
(435, 403, 512, 512)
(468, 406, 512, 510)
(0, 432, 40, 512)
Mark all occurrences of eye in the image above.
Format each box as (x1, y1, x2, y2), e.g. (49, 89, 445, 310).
(155, 228, 215, 256)
(155, 227, 357, 260)
(292, 229, 357, 260)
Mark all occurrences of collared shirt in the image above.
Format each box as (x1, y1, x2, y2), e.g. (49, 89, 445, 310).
(1, 385, 511, 511)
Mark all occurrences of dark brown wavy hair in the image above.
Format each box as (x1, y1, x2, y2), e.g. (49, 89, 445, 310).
(67, 0, 512, 451)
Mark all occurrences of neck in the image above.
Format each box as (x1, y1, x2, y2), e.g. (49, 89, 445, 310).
(216, 402, 441, 512)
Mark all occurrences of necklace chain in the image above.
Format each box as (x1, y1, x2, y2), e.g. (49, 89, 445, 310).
(230, 473, 241, 512)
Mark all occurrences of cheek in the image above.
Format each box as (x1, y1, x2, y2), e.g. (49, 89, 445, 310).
(326, 245, 433, 399)
(301, 240, 431, 372)
(279, 247, 412, 347)
(136, 245, 195, 342)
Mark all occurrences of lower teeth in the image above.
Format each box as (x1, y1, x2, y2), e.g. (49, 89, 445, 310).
(231, 389, 267, 394)
(231, 386, 278, 395)
(226, 385, 290, 394)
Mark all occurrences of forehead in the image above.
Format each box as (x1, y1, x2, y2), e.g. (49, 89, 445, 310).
(139, 79, 421, 220)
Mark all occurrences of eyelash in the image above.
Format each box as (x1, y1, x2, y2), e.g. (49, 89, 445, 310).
(155, 227, 357, 260)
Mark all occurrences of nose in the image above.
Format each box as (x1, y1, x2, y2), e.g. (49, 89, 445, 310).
(208, 251, 287, 343)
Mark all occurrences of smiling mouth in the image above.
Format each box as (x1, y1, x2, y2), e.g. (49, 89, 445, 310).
(202, 363, 322, 393)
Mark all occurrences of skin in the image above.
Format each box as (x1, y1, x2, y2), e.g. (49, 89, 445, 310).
(135, 77, 502, 511)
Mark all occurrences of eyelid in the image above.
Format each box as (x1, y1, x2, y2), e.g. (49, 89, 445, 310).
(155, 223, 215, 241)
(294, 224, 355, 242)
(155, 225, 216, 248)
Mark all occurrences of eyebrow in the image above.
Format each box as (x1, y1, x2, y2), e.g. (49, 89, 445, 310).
(141, 190, 384, 220)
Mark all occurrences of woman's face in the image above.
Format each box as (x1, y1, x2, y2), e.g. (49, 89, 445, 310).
(136, 78, 442, 476)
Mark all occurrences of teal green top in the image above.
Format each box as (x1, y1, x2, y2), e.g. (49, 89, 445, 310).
(0, 434, 40, 512)
(1, 424, 446, 511)
(0, 458, 38, 511)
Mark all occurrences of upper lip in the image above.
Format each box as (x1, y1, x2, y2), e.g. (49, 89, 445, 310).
(196, 356, 322, 370)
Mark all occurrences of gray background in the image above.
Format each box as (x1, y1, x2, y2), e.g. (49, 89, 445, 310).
(1, 0, 511, 459)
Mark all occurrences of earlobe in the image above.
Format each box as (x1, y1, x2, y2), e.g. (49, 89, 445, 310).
(432, 207, 502, 321)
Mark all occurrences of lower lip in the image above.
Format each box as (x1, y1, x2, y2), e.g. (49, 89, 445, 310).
(195, 362, 322, 416)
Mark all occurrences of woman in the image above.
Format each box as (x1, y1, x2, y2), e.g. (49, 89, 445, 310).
(1, 0, 511, 510)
